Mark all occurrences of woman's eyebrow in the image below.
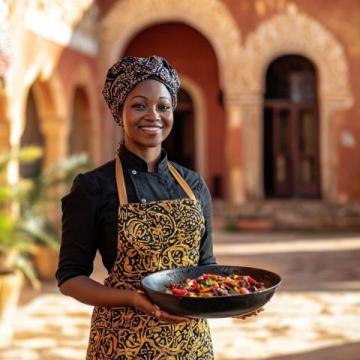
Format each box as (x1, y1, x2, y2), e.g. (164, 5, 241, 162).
(130, 95, 147, 100)
(130, 95, 171, 101)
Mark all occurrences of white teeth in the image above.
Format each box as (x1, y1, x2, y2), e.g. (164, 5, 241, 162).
(142, 127, 159, 129)
(140, 126, 162, 129)
(140, 126, 163, 134)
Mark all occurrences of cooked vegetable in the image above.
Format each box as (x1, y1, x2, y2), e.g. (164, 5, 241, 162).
(166, 273, 266, 297)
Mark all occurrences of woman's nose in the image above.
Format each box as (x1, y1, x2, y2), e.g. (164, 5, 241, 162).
(145, 106, 160, 120)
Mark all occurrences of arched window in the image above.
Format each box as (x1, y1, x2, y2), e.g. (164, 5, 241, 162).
(263, 55, 321, 198)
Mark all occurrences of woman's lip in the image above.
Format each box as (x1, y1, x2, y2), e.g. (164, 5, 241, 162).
(139, 126, 163, 134)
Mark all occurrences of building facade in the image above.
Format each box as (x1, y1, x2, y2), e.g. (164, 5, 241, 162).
(1, 0, 360, 225)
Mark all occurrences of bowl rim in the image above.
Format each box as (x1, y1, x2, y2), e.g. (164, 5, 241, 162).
(141, 264, 282, 299)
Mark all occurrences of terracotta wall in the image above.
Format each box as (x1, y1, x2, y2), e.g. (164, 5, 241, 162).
(222, 0, 360, 200)
(36, 0, 360, 201)
(123, 23, 225, 196)
(57, 48, 105, 163)
(57, 48, 98, 104)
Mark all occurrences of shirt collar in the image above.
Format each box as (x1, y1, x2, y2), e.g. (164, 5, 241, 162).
(118, 144, 168, 173)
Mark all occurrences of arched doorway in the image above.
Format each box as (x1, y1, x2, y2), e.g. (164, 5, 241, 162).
(263, 55, 321, 198)
(163, 88, 195, 169)
(20, 88, 44, 178)
(69, 87, 91, 156)
(121, 22, 225, 195)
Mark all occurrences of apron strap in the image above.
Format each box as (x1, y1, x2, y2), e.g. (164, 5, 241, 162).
(115, 156, 197, 204)
(167, 162, 197, 201)
(115, 156, 128, 205)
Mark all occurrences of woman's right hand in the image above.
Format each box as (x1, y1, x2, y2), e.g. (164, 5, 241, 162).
(133, 290, 191, 324)
(59, 276, 190, 323)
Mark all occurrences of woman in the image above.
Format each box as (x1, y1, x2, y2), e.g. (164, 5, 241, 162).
(56, 55, 215, 359)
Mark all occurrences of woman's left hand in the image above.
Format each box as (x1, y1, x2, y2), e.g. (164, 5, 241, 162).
(233, 307, 264, 320)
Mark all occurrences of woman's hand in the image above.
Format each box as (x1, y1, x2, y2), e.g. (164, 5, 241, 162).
(133, 290, 191, 323)
(233, 307, 264, 320)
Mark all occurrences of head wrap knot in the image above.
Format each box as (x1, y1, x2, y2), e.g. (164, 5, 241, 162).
(102, 55, 180, 124)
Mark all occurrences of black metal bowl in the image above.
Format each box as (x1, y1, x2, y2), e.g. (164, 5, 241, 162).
(141, 264, 281, 318)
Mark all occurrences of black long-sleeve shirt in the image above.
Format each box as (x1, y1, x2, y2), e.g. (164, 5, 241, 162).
(56, 145, 216, 286)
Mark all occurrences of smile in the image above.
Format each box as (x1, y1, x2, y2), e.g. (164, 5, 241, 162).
(138, 125, 164, 134)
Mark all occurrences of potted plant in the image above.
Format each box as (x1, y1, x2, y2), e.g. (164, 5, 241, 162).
(0, 146, 90, 345)
(21, 152, 90, 280)
(0, 146, 42, 347)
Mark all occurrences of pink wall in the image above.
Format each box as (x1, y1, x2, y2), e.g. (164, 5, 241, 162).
(123, 23, 226, 196)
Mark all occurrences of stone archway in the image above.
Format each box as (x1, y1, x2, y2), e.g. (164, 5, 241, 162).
(101, 0, 241, 88)
(101, 0, 244, 203)
(67, 63, 101, 164)
(240, 6, 353, 202)
(29, 77, 68, 168)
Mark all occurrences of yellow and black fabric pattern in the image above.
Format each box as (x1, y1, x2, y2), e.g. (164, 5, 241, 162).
(86, 157, 214, 359)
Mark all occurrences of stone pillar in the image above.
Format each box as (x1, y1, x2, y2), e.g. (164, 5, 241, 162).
(224, 97, 245, 206)
(0, 94, 10, 151)
(40, 116, 68, 167)
(240, 95, 263, 200)
(0, 119, 11, 152)
(319, 99, 350, 204)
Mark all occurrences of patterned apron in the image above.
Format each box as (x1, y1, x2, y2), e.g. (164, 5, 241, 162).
(86, 156, 213, 359)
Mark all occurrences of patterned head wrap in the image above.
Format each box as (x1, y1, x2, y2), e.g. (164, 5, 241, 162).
(102, 55, 180, 124)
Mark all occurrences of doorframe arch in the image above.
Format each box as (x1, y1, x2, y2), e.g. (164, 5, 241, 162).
(100, 0, 241, 89)
(12, 71, 67, 170)
(240, 7, 353, 202)
(100, 0, 245, 202)
(178, 75, 207, 178)
(67, 63, 101, 163)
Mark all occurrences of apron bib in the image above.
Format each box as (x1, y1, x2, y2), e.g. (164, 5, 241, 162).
(86, 157, 214, 360)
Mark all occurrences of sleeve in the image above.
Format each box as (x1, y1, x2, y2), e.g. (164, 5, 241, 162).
(56, 173, 99, 286)
(197, 175, 217, 265)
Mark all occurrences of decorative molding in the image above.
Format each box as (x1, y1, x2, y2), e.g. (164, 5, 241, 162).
(24, 0, 99, 56)
(100, 0, 242, 89)
(241, 5, 353, 105)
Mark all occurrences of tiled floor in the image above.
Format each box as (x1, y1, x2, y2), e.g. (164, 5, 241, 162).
(1, 231, 360, 359)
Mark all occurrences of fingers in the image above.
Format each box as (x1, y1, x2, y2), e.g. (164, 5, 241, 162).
(134, 291, 190, 323)
(233, 307, 265, 320)
(155, 309, 191, 323)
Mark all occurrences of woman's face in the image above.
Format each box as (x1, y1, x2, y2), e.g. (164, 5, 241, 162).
(121, 79, 173, 156)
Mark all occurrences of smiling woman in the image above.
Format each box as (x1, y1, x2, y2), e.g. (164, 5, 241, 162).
(56, 56, 217, 359)
(122, 79, 174, 170)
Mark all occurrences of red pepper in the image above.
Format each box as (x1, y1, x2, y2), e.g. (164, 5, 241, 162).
(172, 288, 188, 296)
(192, 279, 200, 291)
(247, 276, 256, 285)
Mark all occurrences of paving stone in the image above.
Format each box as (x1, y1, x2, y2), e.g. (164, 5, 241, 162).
(1, 232, 360, 359)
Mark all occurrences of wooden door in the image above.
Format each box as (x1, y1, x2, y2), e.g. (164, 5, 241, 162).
(264, 101, 320, 198)
(264, 55, 321, 198)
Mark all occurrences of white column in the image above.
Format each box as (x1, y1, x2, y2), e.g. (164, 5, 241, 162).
(224, 97, 245, 206)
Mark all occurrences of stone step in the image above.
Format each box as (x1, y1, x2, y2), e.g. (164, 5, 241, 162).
(213, 200, 360, 231)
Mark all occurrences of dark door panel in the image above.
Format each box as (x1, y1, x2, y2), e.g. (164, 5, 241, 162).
(263, 55, 320, 199)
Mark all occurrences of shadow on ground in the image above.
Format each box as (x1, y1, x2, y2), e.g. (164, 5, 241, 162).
(265, 341, 360, 360)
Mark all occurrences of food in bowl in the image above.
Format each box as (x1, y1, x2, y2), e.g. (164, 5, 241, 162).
(141, 265, 281, 318)
(165, 273, 266, 297)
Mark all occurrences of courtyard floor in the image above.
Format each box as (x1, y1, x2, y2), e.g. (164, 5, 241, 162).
(1, 231, 360, 360)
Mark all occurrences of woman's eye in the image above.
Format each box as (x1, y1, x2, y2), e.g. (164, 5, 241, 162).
(132, 103, 146, 110)
(158, 104, 171, 112)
